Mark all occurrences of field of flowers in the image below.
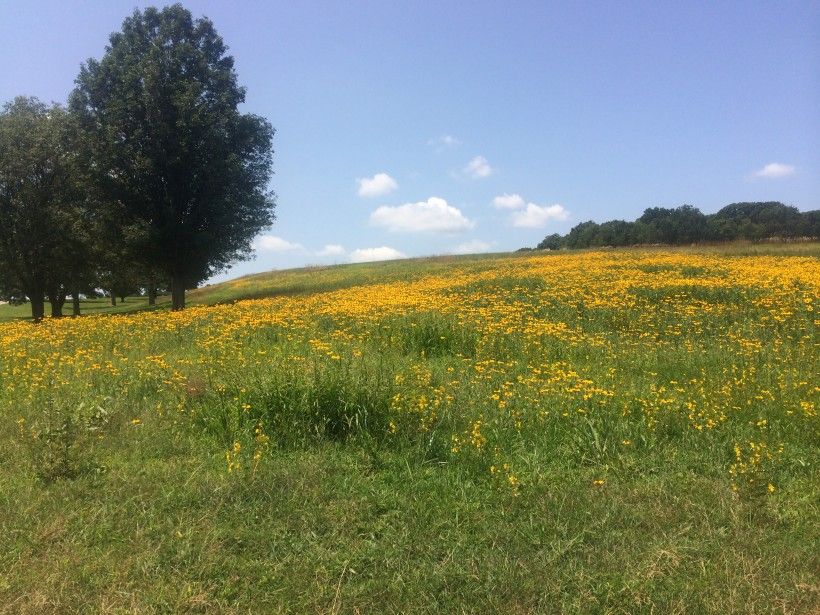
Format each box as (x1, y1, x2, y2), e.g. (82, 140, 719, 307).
(1, 248, 818, 612)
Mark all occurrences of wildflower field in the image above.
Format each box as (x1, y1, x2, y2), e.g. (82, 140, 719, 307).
(1, 246, 818, 613)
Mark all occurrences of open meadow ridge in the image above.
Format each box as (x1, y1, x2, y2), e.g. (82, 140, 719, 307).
(1, 245, 818, 613)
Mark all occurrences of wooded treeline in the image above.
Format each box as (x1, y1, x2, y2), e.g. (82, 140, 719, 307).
(535, 203, 818, 251)
(0, 4, 275, 321)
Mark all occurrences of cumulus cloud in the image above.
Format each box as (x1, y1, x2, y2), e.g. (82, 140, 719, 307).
(370, 197, 474, 233)
(450, 239, 494, 255)
(492, 193, 570, 228)
(511, 203, 569, 228)
(349, 246, 406, 263)
(753, 162, 796, 179)
(357, 173, 398, 198)
(492, 193, 525, 209)
(463, 155, 493, 179)
(254, 235, 303, 252)
(428, 134, 462, 149)
(316, 244, 346, 257)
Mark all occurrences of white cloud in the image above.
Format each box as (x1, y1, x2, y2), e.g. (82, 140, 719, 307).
(492, 193, 525, 209)
(753, 162, 796, 179)
(450, 239, 494, 255)
(254, 235, 303, 252)
(463, 155, 493, 179)
(511, 203, 569, 228)
(357, 173, 398, 198)
(316, 244, 346, 257)
(349, 246, 406, 263)
(428, 134, 461, 148)
(370, 196, 474, 233)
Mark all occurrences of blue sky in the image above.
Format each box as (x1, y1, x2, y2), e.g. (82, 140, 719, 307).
(1, 1, 818, 281)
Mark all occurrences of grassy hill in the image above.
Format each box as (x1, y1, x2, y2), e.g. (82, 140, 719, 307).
(0, 252, 507, 323)
(1, 244, 818, 613)
(4, 242, 817, 322)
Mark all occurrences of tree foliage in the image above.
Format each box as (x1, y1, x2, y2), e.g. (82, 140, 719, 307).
(70, 4, 275, 309)
(0, 97, 88, 320)
(536, 202, 817, 251)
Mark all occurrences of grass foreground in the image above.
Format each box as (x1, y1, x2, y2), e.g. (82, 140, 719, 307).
(1, 245, 818, 613)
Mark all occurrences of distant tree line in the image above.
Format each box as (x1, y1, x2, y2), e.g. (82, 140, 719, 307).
(534, 203, 818, 251)
(0, 4, 275, 321)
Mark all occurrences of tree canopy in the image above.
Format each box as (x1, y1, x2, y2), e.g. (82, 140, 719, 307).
(0, 97, 86, 320)
(536, 202, 817, 251)
(70, 4, 275, 310)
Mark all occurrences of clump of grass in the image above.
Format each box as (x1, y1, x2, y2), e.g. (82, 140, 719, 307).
(397, 313, 478, 358)
(194, 357, 396, 449)
(21, 400, 113, 481)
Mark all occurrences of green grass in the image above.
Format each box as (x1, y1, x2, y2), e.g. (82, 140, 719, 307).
(0, 296, 156, 322)
(4, 441, 815, 613)
(0, 244, 818, 613)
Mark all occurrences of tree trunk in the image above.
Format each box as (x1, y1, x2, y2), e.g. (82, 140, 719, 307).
(49, 290, 66, 318)
(72, 287, 81, 316)
(171, 276, 186, 311)
(111, 291, 116, 307)
(147, 277, 157, 307)
(30, 293, 45, 323)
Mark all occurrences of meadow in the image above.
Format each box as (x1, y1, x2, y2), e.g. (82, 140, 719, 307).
(1, 245, 818, 613)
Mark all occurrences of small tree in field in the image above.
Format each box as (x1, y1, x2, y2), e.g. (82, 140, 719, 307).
(70, 4, 275, 310)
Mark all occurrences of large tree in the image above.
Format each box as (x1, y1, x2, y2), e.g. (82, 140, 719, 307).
(0, 97, 85, 321)
(70, 4, 275, 310)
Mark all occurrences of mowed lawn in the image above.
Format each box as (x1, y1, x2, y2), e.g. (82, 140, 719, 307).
(1, 245, 818, 613)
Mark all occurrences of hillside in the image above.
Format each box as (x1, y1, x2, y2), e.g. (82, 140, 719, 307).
(3, 242, 817, 323)
(1, 245, 818, 612)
